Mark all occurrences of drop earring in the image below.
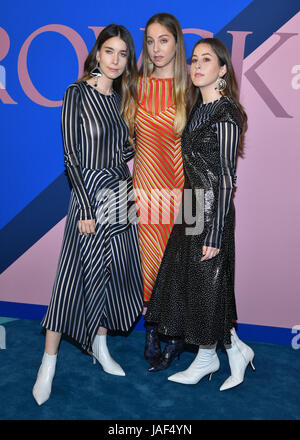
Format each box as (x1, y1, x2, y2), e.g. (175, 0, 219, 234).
(90, 61, 102, 87)
(215, 77, 227, 92)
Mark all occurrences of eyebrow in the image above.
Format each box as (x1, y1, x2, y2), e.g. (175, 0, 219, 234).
(147, 34, 170, 39)
(104, 45, 127, 52)
(192, 52, 212, 57)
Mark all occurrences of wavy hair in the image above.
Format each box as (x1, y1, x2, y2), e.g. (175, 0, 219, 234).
(77, 24, 138, 145)
(141, 13, 188, 134)
(186, 38, 248, 156)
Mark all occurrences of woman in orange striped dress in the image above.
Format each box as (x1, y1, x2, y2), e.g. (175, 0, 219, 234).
(132, 13, 188, 369)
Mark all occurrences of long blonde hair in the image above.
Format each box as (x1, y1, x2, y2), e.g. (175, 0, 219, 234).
(77, 24, 138, 145)
(141, 13, 188, 134)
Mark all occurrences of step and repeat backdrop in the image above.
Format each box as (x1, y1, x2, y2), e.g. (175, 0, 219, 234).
(1, 0, 299, 341)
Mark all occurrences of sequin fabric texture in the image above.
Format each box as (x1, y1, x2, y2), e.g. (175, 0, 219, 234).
(145, 97, 243, 346)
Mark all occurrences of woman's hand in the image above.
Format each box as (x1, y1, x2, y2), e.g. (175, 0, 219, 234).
(78, 219, 96, 236)
(201, 245, 220, 261)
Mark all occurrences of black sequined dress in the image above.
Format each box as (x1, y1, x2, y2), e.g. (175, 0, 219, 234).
(145, 96, 243, 346)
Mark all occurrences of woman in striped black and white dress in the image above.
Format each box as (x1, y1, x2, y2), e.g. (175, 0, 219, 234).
(145, 39, 255, 391)
(32, 24, 143, 406)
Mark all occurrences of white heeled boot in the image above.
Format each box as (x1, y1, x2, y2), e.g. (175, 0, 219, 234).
(220, 328, 255, 391)
(92, 334, 125, 376)
(168, 346, 220, 385)
(32, 352, 57, 405)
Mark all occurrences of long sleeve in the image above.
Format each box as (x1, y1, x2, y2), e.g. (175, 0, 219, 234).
(204, 121, 240, 249)
(62, 85, 94, 220)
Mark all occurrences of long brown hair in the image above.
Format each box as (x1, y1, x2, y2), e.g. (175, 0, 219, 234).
(186, 38, 247, 156)
(141, 13, 188, 134)
(77, 24, 138, 145)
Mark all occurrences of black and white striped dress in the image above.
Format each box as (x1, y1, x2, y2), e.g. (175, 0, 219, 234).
(41, 81, 143, 352)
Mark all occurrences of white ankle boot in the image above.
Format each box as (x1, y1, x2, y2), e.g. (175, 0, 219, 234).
(92, 334, 125, 376)
(32, 352, 57, 405)
(168, 346, 220, 385)
(220, 328, 255, 391)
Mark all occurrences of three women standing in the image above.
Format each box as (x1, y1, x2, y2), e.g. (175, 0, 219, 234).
(33, 17, 254, 406)
(33, 24, 144, 406)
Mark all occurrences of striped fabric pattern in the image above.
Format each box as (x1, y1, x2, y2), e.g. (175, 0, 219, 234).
(133, 77, 184, 301)
(41, 82, 143, 352)
(61, 81, 135, 221)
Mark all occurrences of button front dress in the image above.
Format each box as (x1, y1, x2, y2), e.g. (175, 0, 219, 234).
(41, 81, 144, 353)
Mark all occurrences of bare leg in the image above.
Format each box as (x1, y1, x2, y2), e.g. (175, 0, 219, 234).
(45, 329, 62, 355)
(96, 326, 107, 335)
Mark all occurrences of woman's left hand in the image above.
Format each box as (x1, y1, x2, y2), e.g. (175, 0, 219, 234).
(78, 219, 96, 236)
(201, 246, 220, 261)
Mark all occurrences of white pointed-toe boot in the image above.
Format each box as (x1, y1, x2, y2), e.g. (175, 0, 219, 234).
(32, 352, 57, 405)
(92, 334, 125, 376)
(220, 328, 255, 391)
(168, 346, 220, 385)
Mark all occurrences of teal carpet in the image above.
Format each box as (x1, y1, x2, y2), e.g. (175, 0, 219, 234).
(0, 319, 299, 420)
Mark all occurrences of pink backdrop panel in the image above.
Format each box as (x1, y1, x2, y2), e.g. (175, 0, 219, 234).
(0, 219, 65, 305)
(234, 12, 300, 328)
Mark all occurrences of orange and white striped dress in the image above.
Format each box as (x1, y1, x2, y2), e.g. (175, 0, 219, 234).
(133, 76, 184, 302)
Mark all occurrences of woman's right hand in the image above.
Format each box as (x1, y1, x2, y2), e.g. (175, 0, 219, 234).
(78, 219, 96, 236)
(200, 245, 220, 261)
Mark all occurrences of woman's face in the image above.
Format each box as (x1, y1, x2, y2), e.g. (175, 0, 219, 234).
(97, 36, 128, 80)
(146, 22, 176, 70)
(190, 43, 227, 90)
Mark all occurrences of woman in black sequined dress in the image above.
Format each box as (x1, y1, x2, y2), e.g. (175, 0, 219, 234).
(145, 38, 255, 391)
